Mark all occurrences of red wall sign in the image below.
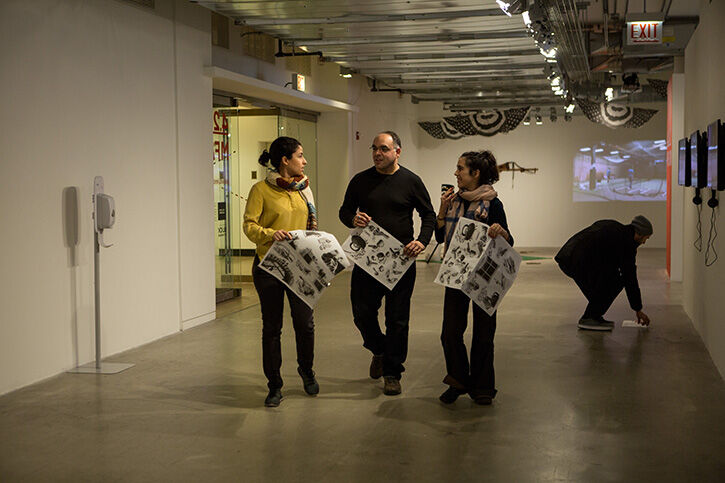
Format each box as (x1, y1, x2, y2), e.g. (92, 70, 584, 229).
(627, 21, 663, 44)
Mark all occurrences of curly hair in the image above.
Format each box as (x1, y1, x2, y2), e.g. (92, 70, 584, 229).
(460, 150, 499, 186)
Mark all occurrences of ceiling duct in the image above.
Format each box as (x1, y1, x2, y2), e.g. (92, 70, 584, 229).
(538, 0, 590, 83)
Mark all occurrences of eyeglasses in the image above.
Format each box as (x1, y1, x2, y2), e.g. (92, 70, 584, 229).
(370, 145, 395, 153)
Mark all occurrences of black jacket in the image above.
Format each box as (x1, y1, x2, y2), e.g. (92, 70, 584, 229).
(555, 220, 642, 311)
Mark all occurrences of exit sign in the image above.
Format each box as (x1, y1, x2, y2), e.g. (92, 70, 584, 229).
(627, 21, 663, 44)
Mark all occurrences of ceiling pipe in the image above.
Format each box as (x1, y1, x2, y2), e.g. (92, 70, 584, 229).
(324, 49, 540, 64)
(370, 79, 402, 94)
(294, 31, 529, 47)
(603, 0, 609, 52)
(274, 39, 322, 59)
(234, 8, 504, 26)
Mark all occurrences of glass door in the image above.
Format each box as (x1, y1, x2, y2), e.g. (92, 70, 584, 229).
(213, 106, 318, 309)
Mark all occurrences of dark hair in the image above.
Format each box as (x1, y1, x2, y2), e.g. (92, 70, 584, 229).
(460, 150, 499, 186)
(379, 131, 402, 149)
(258, 136, 301, 170)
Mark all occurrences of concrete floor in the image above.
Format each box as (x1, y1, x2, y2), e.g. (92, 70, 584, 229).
(1, 248, 724, 482)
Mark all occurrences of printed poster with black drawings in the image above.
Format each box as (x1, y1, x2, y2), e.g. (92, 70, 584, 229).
(259, 230, 350, 308)
(435, 219, 522, 315)
(341, 220, 415, 290)
(434, 219, 490, 289)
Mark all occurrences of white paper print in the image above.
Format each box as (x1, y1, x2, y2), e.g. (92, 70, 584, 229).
(436, 219, 521, 315)
(434, 219, 490, 289)
(462, 236, 522, 315)
(259, 230, 350, 308)
(342, 220, 415, 290)
(622, 320, 648, 328)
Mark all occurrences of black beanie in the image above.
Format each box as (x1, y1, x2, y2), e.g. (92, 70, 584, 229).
(631, 215, 653, 236)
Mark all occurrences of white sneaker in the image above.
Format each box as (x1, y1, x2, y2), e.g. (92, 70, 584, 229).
(578, 318, 614, 331)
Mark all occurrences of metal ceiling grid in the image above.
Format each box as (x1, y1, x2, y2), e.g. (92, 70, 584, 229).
(194, 0, 699, 112)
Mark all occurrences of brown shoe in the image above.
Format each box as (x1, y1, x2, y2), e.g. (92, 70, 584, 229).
(383, 376, 401, 396)
(369, 354, 384, 379)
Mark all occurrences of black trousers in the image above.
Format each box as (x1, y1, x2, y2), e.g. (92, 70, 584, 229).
(252, 257, 315, 390)
(350, 264, 416, 379)
(558, 261, 624, 320)
(441, 287, 497, 398)
(573, 270, 624, 320)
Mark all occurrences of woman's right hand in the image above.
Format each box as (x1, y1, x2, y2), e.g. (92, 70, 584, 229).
(272, 230, 292, 241)
(439, 187, 455, 218)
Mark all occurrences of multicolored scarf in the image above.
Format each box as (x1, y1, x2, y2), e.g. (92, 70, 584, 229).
(442, 184, 497, 249)
(265, 170, 318, 230)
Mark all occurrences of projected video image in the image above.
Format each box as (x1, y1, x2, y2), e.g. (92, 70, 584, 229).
(573, 140, 667, 202)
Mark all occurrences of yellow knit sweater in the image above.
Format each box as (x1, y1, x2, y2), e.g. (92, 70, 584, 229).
(243, 180, 309, 258)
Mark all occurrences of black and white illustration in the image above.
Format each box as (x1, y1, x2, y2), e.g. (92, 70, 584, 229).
(341, 220, 415, 290)
(434, 219, 490, 289)
(462, 236, 522, 315)
(259, 230, 350, 308)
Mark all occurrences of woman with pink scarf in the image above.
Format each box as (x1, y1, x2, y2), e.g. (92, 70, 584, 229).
(434, 150, 513, 406)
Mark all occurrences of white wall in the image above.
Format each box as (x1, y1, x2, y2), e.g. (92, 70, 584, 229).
(413, 107, 668, 248)
(669, 73, 686, 282)
(0, 0, 214, 394)
(682, 0, 725, 379)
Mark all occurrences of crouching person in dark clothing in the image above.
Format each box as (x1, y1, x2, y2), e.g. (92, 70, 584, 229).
(555, 216, 653, 331)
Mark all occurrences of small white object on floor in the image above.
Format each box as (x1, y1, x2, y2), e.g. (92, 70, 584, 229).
(622, 320, 647, 328)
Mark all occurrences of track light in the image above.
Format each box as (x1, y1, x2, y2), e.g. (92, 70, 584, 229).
(339, 66, 353, 78)
(522, 10, 531, 27)
(496, 0, 526, 17)
(550, 107, 557, 122)
(535, 114, 542, 125)
(523, 115, 531, 126)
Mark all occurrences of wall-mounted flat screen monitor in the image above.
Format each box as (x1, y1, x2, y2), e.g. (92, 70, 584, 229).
(707, 119, 724, 191)
(691, 130, 707, 189)
(677, 137, 691, 186)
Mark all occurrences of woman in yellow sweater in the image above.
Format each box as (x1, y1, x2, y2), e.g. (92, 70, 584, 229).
(243, 136, 318, 408)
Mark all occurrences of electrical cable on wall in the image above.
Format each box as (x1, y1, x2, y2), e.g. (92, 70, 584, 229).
(705, 191, 719, 266)
(695, 203, 703, 252)
(705, 208, 718, 266)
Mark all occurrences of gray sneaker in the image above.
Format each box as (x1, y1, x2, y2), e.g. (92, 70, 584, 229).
(578, 318, 614, 331)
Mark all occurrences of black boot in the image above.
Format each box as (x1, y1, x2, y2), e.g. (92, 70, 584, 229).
(298, 367, 319, 396)
(439, 386, 465, 404)
(264, 388, 282, 407)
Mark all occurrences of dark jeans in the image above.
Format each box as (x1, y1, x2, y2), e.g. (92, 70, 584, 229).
(573, 270, 624, 320)
(350, 263, 416, 379)
(558, 261, 624, 320)
(441, 287, 497, 398)
(252, 256, 315, 390)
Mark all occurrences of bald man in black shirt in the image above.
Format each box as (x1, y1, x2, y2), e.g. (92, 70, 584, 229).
(339, 131, 436, 396)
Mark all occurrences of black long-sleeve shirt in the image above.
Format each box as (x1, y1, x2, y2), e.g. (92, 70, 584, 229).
(555, 220, 642, 311)
(339, 166, 436, 246)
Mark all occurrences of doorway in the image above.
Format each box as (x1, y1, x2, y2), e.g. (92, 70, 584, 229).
(212, 104, 318, 315)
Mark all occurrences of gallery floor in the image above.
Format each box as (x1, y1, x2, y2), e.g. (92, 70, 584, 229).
(2, 249, 724, 481)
